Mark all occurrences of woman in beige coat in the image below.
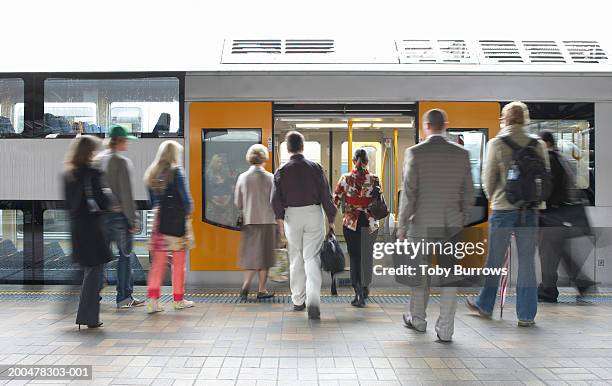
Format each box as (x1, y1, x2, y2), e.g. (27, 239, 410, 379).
(235, 144, 277, 300)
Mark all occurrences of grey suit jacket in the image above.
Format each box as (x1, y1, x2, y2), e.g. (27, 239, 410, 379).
(398, 136, 475, 238)
(234, 165, 276, 225)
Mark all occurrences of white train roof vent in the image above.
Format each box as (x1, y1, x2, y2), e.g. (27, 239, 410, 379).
(563, 41, 608, 63)
(478, 40, 524, 63)
(522, 41, 566, 63)
(222, 38, 397, 64)
(285, 39, 334, 54)
(397, 39, 476, 64)
(231, 39, 282, 54)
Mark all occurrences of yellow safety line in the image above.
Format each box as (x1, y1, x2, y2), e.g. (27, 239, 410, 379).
(1, 291, 611, 297)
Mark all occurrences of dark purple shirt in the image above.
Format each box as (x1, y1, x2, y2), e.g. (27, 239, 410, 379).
(271, 154, 337, 221)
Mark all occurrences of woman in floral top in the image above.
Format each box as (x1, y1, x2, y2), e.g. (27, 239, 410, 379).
(333, 148, 381, 307)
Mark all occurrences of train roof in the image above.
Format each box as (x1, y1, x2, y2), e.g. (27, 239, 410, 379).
(3, 1, 612, 75)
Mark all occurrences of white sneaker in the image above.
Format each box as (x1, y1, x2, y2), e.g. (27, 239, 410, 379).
(146, 299, 164, 314)
(173, 300, 194, 310)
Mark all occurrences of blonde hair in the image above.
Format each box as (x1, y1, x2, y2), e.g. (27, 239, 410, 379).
(65, 135, 101, 175)
(502, 101, 530, 126)
(144, 140, 184, 187)
(246, 144, 269, 165)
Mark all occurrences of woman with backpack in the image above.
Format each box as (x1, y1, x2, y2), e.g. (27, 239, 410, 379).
(63, 135, 114, 329)
(144, 140, 194, 313)
(333, 148, 383, 307)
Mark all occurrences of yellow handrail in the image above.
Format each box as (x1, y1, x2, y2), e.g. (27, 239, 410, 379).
(347, 119, 353, 170)
(394, 128, 399, 217)
(380, 145, 387, 188)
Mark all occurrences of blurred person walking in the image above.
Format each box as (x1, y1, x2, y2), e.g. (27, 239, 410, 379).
(94, 125, 143, 308)
(333, 148, 381, 308)
(397, 109, 474, 342)
(64, 135, 113, 329)
(466, 102, 550, 327)
(234, 144, 277, 301)
(144, 140, 194, 313)
(271, 131, 337, 320)
(537, 130, 595, 302)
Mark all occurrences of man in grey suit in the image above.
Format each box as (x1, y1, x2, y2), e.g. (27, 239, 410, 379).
(397, 109, 474, 342)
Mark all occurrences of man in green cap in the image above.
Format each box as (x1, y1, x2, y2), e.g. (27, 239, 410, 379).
(94, 125, 144, 308)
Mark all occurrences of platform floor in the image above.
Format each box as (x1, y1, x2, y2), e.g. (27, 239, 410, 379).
(1, 287, 612, 385)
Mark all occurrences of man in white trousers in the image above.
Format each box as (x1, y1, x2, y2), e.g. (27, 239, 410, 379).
(271, 131, 337, 319)
(398, 109, 474, 342)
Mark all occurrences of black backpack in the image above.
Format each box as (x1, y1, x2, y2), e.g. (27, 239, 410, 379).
(159, 170, 186, 237)
(501, 136, 551, 208)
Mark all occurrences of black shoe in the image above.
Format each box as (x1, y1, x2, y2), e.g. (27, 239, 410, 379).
(307, 306, 320, 320)
(351, 287, 366, 308)
(240, 288, 249, 301)
(363, 287, 370, 300)
(402, 314, 425, 332)
(293, 303, 306, 311)
(256, 291, 275, 300)
(538, 296, 558, 303)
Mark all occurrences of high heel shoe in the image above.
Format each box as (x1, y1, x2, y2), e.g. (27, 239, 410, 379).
(78, 322, 103, 330)
(240, 287, 249, 301)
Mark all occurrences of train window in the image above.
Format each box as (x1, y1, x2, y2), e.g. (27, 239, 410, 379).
(0, 210, 24, 282)
(0, 78, 24, 136)
(42, 210, 151, 284)
(279, 141, 322, 167)
(341, 141, 382, 175)
(527, 120, 591, 190)
(43, 77, 179, 137)
(111, 105, 142, 132)
(203, 129, 262, 229)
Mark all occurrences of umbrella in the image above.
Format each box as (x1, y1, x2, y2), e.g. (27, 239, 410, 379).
(499, 234, 513, 318)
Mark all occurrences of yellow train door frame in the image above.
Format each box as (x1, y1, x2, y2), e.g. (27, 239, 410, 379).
(188, 102, 273, 271)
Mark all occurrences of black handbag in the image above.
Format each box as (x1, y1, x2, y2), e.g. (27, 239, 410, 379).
(369, 185, 389, 220)
(159, 171, 186, 237)
(319, 231, 345, 274)
(540, 204, 592, 239)
(320, 230, 345, 296)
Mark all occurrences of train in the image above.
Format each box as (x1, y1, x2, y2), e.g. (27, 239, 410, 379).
(0, 38, 611, 288)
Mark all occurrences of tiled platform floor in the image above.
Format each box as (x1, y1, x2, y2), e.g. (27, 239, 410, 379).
(1, 287, 612, 385)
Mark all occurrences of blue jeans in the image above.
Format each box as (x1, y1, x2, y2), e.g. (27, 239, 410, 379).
(475, 209, 538, 321)
(104, 213, 134, 304)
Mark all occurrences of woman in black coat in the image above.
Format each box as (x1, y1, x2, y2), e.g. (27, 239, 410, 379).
(64, 135, 113, 328)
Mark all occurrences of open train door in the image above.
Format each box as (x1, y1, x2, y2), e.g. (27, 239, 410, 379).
(418, 102, 501, 269)
(188, 102, 273, 270)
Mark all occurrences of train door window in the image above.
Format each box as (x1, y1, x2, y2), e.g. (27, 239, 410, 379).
(44, 78, 180, 137)
(279, 141, 322, 167)
(203, 129, 262, 228)
(0, 78, 24, 136)
(0, 210, 24, 283)
(341, 141, 382, 175)
(448, 129, 488, 226)
(527, 120, 591, 190)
